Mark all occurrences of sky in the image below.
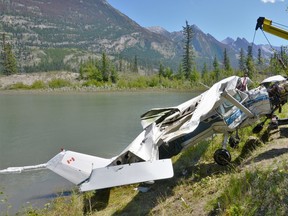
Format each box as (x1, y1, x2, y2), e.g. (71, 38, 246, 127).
(107, 0, 288, 46)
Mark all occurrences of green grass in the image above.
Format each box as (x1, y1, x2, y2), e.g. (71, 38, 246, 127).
(211, 163, 288, 215)
(48, 78, 72, 89)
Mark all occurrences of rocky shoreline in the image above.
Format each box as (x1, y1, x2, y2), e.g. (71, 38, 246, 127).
(0, 71, 80, 90)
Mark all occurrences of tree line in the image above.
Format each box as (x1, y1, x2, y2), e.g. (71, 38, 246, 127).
(1, 24, 288, 88)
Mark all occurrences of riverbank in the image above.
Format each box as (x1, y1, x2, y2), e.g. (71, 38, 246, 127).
(0, 71, 79, 89)
(19, 121, 288, 216)
(0, 71, 206, 92)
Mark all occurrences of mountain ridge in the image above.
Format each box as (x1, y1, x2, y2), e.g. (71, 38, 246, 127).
(0, 0, 277, 72)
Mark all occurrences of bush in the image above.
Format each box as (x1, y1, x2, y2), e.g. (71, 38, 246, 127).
(48, 79, 72, 89)
(30, 80, 46, 89)
(7, 82, 31, 90)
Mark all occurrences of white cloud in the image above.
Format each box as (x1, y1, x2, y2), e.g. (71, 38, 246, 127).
(261, 0, 284, 3)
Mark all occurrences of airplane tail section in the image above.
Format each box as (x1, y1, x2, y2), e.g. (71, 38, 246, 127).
(46, 150, 112, 185)
(47, 150, 174, 191)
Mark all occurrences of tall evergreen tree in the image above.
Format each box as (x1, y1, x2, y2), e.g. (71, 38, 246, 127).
(269, 53, 285, 75)
(158, 63, 165, 77)
(202, 62, 208, 76)
(1, 34, 17, 75)
(246, 45, 255, 78)
(239, 48, 246, 72)
(132, 55, 138, 73)
(182, 20, 194, 79)
(223, 48, 232, 71)
(101, 52, 109, 82)
(201, 62, 210, 85)
(257, 48, 264, 65)
(213, 55, 220, 81)
(110, 65, 118, 83)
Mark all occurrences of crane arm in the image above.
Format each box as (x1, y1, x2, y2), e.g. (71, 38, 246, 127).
(255, 17, 288, 40)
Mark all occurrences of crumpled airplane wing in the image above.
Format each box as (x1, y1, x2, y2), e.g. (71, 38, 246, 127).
(161, 76, 240, 142)
(140, 108, 179, 129)
(261, 75, 286, 84)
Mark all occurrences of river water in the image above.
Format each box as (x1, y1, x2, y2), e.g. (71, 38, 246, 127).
(0, 91, 197, 214)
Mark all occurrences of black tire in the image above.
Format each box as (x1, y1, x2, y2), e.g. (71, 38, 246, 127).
(252, 123, 264, 134)
(214, 149, 231, 166)
(229, 136, 240, 148)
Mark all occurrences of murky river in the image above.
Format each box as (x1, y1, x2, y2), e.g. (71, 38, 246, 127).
(0, 91, 197, 214)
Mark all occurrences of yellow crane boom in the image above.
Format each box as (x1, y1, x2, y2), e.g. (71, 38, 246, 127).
(255, 17, 288, 40)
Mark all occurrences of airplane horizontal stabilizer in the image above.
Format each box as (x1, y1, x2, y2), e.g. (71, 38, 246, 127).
(80, 159, 174, 191)
(46, 150, 112, 185)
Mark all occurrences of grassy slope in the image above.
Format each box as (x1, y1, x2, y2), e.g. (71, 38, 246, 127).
(25, 107, 288, 216)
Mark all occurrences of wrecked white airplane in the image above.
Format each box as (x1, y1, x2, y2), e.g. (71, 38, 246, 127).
(46, 75, 288, 192)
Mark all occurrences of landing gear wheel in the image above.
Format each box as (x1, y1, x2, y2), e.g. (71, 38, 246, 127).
(253, 122, 264, 134)
(214, 149, 231, 166)
(229, 136, 240, 148)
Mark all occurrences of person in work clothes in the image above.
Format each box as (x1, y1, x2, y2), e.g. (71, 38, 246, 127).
(237, 73, 253, 91)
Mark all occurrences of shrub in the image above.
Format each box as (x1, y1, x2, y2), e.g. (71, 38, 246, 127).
(48, 79, 72, 89)
(30, 80, 46, 89)
(7, 82, 30, 90)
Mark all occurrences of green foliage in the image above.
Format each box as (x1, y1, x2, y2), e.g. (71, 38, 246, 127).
(239, 48, 246, 72)
(213, 55, 220, 81)
(48, 78, 72, 89)
(30, 80, 46, 89)
(132, 55, 138, 73)
(214, 164, 288, 215)
(246, 46, 255, 79)
(79, 52, 118, 84)
(182, 20, 194, 79)
(223, 48, 232, 72)
(158, 63, 173, 80)
(7, 82, 31, 90)
(1, 34, 18, 75)
(25, 190, 83, 216)
(27, 48, 72, 73)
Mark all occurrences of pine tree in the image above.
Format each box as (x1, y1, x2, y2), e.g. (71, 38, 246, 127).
(133, 55, 138, 73)
(223, 48, 232, 71)
(257, 48, 264, 65)
(213, 55, 220, 81)
(246, 46, 255, 78)
(101, 52, 109, 82)
(201, 62, 210, 85)
(110, 65, 118, 83)
(118, 55, 123, 72)
(182, 20, 194, 79)
(164, 67, 173, 79)
(202, 62, 208, 76)
(1, 34, 17, 75)
(239, 48, 246, 72)
(158, 63, 165, 77)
